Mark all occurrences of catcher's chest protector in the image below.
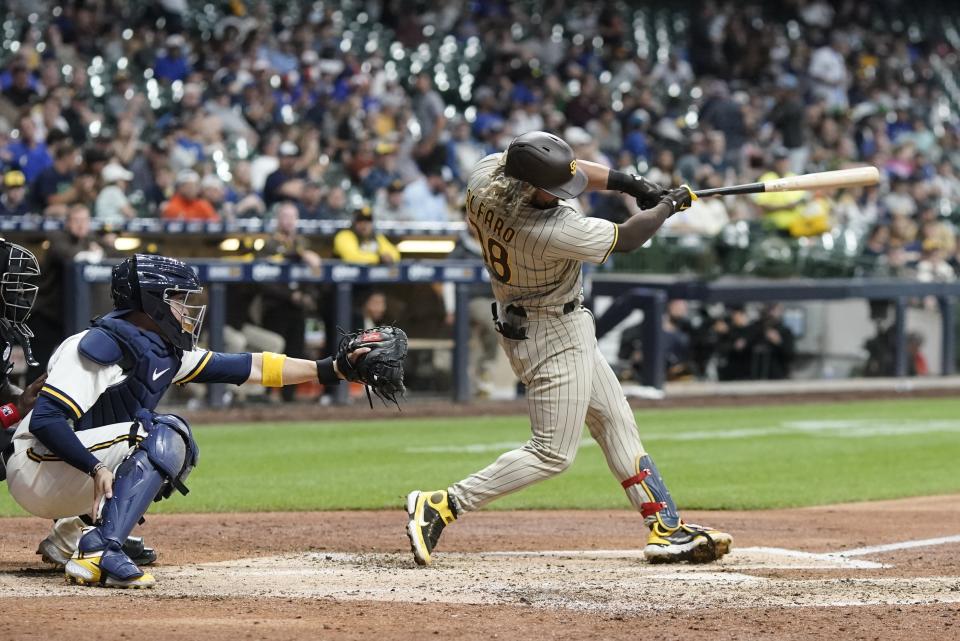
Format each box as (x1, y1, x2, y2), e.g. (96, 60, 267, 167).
(74, 313, 182, 431)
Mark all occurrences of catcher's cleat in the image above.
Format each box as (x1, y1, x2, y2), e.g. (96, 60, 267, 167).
(406, 490, 457, 566)
(121, 536, 158, 567)
(644, 521, 733, 564)
(64, 551, 156, 589)
(38, 535, 157, 568)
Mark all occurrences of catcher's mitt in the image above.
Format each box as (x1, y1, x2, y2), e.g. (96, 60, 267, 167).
(335, 325, 407, 408)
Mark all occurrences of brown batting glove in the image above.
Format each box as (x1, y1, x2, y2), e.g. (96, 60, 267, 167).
(658, 184, 698, 216)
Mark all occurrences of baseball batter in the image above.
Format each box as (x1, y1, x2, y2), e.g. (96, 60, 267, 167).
(407, 131, 732, 565)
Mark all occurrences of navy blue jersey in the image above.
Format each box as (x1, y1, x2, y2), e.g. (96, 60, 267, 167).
(34, 311, 252, 432)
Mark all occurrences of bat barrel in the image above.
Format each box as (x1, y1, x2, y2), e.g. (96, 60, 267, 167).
(765, 166, 880, 193)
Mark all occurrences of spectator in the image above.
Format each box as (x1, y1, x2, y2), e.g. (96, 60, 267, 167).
(258, 201, 321, 402)
(645, 148, 677, 188)
(375, 179, 409, 223)
(263, 141, 305, 208)
(623, 109, 650, 162)
(33, 94, 69, 146)
(31, 141, 91, 217)
(4, 114, 51, 184)
(94, 162, 136, 225)
(751, 148, 808, 235)
(28, 204, 106, 380)
(361, 143, 402, 198)
(446, 120, 487, 184)
(333, 206, 401, 265)
(916, 238, 957, 283)
(222, 282, 285, 404)
(411, 72, 446, 141)
(619, 300, 696, 382)
(153, 34, 192, 82)
(717, 305, 754, 381)
(200, 174, 229, 220)
(355, 290, 388, 330)
(750, 303, 796, 380)
(808, 33, 849, 111)
(129, 139, 171, 215)
(768, 76, 807, 173)
(320, 185, 349, 220)
(1, 62, 38, 108)
(0, 170, 30, 216)
(224, 160, 266, 218)
(650, 53, 694, 91)
(700, 82, 748, 161)
(401, 168, 452, 222)
(162, 170, 219, 221)
(297, 180, 326, 220)
(662, 168, 729, 236)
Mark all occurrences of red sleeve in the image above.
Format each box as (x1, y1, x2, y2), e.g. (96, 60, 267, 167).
(0, 403, 21, 429)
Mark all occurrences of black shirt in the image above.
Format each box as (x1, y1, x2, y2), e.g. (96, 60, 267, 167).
(31, 166, 75, 210)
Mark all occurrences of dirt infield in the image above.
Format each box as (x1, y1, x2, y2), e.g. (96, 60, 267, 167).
(1, 495, 959, 640)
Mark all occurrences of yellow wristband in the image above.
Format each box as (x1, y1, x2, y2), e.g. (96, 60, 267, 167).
(261, 352, 286, 387)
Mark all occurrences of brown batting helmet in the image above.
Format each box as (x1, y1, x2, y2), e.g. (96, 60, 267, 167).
(503, 131, 588, 199)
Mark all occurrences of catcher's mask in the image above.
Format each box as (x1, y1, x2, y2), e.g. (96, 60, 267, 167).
(112, 254, 206, 350)
(0, 240, 40, 365)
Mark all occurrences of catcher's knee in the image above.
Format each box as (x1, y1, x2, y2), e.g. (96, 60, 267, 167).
(136, 411, 199, 500)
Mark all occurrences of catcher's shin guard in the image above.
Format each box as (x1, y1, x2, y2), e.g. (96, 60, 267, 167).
(67, 413, 197, 587)
(621, 454, 680, 530)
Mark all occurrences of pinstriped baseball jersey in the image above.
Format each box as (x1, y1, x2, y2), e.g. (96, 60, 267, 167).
(465, 153, 618, 308)
(449, 150, 654, 519)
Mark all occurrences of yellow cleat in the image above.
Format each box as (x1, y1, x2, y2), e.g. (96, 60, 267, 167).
(644, 522, 733, 564)
(65, 552, 156, 589)
(405, 490, 457, 566)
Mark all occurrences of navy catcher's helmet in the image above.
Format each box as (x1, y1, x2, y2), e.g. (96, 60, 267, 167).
(112, 254, 206, 351)
(0, 239, 40, 365)
(503, 131, 588, 199)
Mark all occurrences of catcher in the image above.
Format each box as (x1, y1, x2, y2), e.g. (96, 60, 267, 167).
(4, 253, 406, 588)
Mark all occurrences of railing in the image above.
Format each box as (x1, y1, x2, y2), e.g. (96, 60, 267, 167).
(4, 216, 467, 237)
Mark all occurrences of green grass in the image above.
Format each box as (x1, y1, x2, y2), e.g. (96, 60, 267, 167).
(2, 398, 960, 516)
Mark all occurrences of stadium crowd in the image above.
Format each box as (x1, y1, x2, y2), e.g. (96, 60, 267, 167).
(0, 0, 958, 388)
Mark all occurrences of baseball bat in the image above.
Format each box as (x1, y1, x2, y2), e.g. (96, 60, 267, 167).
(693, 166, 880, 197)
